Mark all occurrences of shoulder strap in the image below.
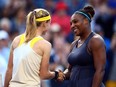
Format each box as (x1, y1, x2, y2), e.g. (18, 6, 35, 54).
(18, 34, 25, 47)
(30, 36, 44, 48)
(70, 38, 80, 52)
(85, 32, 95, 44)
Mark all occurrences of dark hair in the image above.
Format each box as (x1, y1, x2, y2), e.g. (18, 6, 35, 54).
(75, 6, 95, 22)
(82, 6, 95, 18)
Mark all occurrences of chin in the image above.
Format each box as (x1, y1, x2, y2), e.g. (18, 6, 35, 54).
(76, 34, 80, 36)
(75, 32, 81, 36)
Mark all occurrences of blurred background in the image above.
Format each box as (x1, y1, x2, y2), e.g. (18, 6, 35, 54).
(0, 0, 116, 87)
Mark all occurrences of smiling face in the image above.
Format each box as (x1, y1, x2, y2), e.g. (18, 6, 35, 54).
(70, 13, 87, 36)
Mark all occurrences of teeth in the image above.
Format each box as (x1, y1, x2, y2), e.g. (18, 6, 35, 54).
(74, 27, 78, 30)
(72, 27, 78, 32)
(74, 29, 77, 32)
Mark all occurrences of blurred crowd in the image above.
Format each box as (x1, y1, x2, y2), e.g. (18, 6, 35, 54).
(0, 0, 116, 87)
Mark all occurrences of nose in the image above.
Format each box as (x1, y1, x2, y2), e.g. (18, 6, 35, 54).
(71, 23, 75, 31)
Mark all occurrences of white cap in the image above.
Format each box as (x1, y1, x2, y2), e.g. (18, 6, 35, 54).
(0, 30, 9, 40)
(0, 18, 11, 30)
(50, 23, 61, 32)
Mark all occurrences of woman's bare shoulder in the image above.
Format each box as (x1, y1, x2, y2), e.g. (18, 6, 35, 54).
(12, 34, 23, 49)
(89, 34, 105, 50)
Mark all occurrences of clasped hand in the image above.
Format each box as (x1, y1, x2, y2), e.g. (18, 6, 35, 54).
(57, 70, 65, 82)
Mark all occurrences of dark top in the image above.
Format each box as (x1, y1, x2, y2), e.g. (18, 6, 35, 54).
(67, 32, 105, 87)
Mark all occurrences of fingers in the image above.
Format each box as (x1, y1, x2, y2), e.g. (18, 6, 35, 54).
(57, 76, 64, 82)
(56, 70, 65, 82)
(58, 70, 65, 79)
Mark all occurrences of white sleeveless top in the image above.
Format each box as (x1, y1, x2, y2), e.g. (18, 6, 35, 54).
(9, 35, 43, 87)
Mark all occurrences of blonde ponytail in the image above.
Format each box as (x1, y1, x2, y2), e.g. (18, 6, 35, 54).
(25, 11, 37, 43)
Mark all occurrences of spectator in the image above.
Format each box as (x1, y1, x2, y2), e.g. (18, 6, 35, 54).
(0, 30, 10, 63)
(0, 30, 8, 86)
(11, 7, 26, 34)
(106, 33, 116, 87)
(0, 55, 7, 87)
(51, 1, 71, 36)
(95, 0, 116, 39)
(0, 17, 11, 33)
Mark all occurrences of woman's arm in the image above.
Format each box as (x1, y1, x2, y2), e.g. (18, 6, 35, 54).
(39, 40, 65, 80)
(39, 41, 55, 79)
(90, 35, 106, 87)
(4, 36, 20, 87)
(4, 45, 13, 87)
(63, 64, 72, 80)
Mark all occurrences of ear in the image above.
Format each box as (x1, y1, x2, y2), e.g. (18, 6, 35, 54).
(42, 22, 46, 27)
(83, 18, 89, 25)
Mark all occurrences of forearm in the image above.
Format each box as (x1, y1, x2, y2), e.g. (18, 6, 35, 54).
(92, 70, 105, 87)
(46, 71, 55, 79)
(4, 69, 12, 87)
(40, 71, 55, 80)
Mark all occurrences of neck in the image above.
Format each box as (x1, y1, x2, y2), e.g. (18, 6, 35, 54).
(80, 28, 91, 41)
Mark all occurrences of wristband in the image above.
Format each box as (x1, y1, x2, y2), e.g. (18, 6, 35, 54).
(53, 71, 59, 80)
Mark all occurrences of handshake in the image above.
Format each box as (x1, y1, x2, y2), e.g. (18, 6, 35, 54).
(54, 70, 66, 82)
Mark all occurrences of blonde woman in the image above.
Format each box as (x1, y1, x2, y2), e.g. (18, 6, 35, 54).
(4, 8, 64, 87)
